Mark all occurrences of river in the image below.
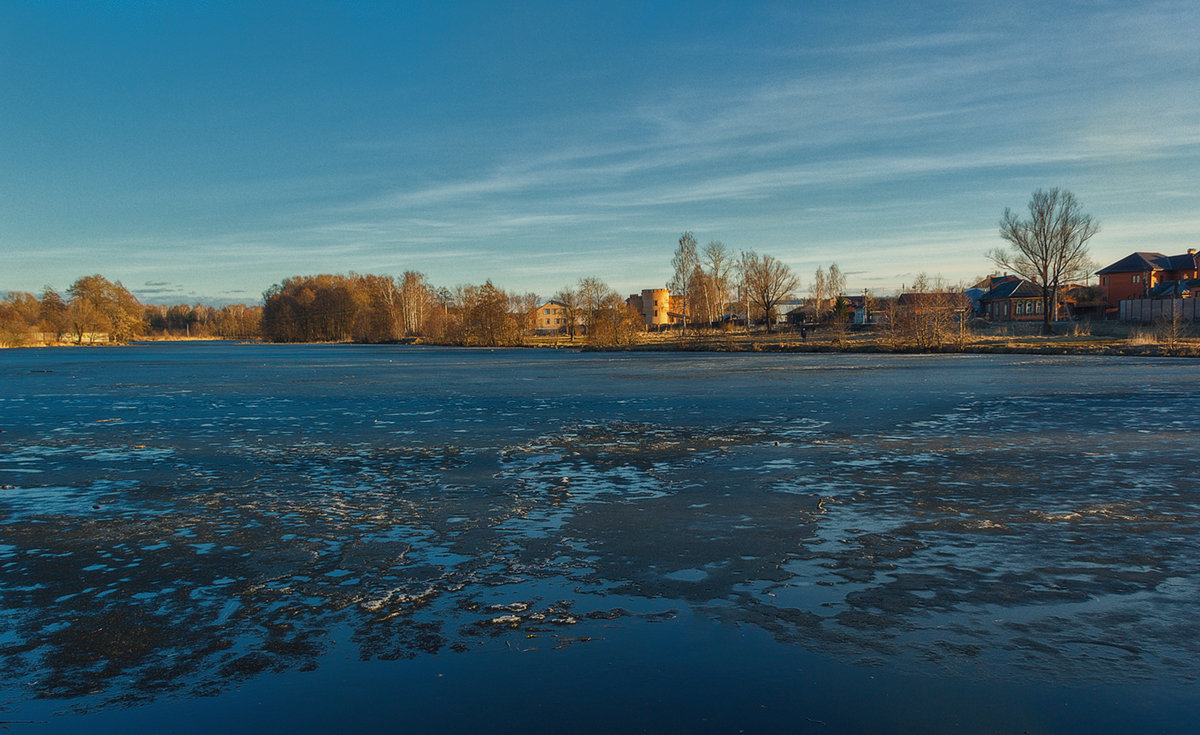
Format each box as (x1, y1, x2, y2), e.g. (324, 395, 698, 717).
(1, 343, 1197, 733)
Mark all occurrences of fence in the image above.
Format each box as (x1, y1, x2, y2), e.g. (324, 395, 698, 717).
(1119, 299, 1198, 323)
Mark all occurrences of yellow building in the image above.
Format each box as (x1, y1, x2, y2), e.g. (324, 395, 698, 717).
(532, 300, 570, 333)
(640, 288, 671, 328)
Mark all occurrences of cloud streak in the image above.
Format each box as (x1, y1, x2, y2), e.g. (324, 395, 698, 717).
(3, 1, 1198, 300)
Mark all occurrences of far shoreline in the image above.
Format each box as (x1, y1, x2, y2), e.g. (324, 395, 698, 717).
(6, 326, 1199, 359)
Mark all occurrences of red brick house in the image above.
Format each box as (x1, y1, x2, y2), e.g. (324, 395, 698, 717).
(1096, 250, 1200, 306)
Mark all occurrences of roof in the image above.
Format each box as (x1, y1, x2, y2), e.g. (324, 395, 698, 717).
(971, 274, 1020, 291)
(896, 291, 964, 306)
(1148, 279, 1200, 298)
(1163, 252, 1200, 272)
(977, 278, 1043, 301)
(1096, 252, 1168, 275)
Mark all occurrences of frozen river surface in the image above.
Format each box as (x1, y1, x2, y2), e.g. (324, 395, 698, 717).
(1, 343, 1197, 733)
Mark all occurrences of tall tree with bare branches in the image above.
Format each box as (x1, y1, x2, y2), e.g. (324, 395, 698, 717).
(741, 251, 800, 333)
(989, 188, 1099, 335)
(552, 285, 580, 341)
(669, 231, 699, 336)
(702, 240, 732, 323)
(810, 266, 829, 322)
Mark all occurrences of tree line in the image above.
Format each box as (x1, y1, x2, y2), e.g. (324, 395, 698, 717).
(6, 185, 1093, 349)
(258, 271, 644, 347)
(0, 274, 262, 347)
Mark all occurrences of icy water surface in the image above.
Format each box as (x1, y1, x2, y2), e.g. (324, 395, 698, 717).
(1, 343, 1197, 733)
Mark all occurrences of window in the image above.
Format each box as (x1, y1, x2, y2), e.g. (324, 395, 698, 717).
(1132, 274, 1141, 284)
(544, 308, 550, 314)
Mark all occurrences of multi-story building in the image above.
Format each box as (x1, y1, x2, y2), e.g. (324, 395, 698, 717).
(532, 300, 571, 333)
(1097, 250, 1200, 305)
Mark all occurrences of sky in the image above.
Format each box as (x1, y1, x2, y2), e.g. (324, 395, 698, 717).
(2, 0, 1199, 305)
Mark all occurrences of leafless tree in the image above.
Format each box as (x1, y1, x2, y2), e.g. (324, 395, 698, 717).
(39, 286, 69, 342)
(0, 292, 40, 346)
(702, 240, 732, 324)
(810, 266, 829, 321)
(891, 273, 971, 350)
(809, 263, 846, 323)
(552, 285, 581, 341)
(1155, 303, 1191, 354)
(67, 274, 143, 343)
(827, 263, 846, 303)
(509, 291, 541, 340)
(989, 188, 1099, 335)
(669, 231, 699, 336)
(589, 292, 643, 347)
(397, 270, 433, 337)
(741, 251, 800, 333)
(577, 276, 612, 337)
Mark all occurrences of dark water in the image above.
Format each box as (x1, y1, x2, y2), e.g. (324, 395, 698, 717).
(1, 343, 1197, 733)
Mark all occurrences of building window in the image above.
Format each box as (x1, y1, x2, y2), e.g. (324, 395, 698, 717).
(1132, 274, 1141, 284)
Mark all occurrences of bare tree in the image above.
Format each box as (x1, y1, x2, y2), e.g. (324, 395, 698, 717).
(590, 292, 643, 347)
(458, 281, 522, 346)
(741, 251, 800, 333)
(827, 263, 846, 302)
(67, 274, 143, 343)
(702, 240, 732, 323)
(509, 291, 541, 340)
(669, 231, 699, 336)
(39, 286, 69, 342)
(577, 276, 612, 337)
(397, 270, 433, 337)
(0, 292, 40, 346)
(809, 266, 829, 322)
(737, 250, 754, 332)
(552, 285, 581, 341)
(892, 273, 971, 350)
(989, 188, 1099, 335)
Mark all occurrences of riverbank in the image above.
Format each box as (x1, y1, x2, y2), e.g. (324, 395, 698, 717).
(6, 323, 1198, 357)
(541, 321, 1200, 357)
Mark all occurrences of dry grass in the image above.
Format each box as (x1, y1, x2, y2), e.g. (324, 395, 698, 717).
(1127, 330, 1159, 346)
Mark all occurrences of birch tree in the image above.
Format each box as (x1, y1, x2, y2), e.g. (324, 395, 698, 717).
(703, 240, 732, 323)
(810, 266, 829, 322)
(669, 231, 699, 336)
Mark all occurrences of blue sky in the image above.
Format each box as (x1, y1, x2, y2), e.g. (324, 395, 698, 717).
(3, 1, 1198, 304)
